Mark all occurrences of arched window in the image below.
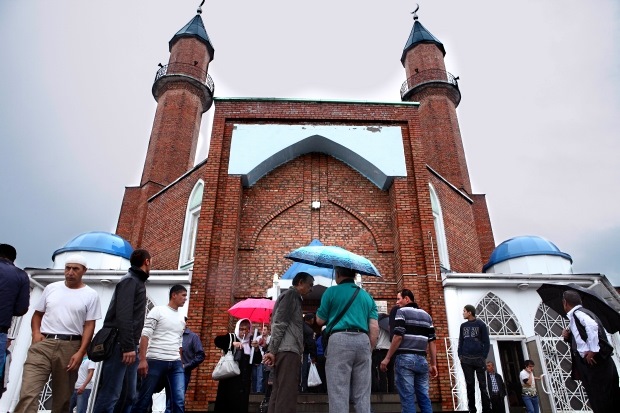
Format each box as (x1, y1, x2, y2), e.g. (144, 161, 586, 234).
(475, 292, 522, 335)
(429, 183, 450, 270)
(179, 180, 203, 268)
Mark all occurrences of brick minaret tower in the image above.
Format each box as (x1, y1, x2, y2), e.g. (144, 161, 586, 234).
(116, 6, 215, 246)
(400, 8, 472, 194)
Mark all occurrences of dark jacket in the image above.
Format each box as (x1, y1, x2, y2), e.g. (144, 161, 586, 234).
(486, 371, 506, 398)
(0, 258, 30, 328)
(102, 266, 148, 352)
(458, 318, 490, 359)
(303, 322, 317, 359)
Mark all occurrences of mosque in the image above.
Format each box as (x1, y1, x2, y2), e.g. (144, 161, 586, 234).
(3, 5, 619, 413)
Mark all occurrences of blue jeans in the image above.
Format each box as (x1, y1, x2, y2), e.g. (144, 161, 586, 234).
(0, 332, 6, 378)
(300, 353, 310, 392)
(70, 388, 92, 413)
(522, 395, 539, 413)
(93, 342, 139, 413)
(394, 353, 432, 413)
(132, 359, 185, 413)
(252, 363, 264, 393)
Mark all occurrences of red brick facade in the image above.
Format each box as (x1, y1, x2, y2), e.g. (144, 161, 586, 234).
(115, 14, 495, 412)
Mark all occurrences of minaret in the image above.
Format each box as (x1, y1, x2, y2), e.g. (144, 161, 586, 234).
(116, 5, 214, 247)
(400, 7, 471, 194)
(140, 4, 215, 187)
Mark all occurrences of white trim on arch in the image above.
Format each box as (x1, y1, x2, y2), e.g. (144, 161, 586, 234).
(179, 180, 204, 269)
(429, 183, 450, 270)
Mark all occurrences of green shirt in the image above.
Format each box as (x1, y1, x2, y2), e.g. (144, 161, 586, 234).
(317, 279, 378, 332)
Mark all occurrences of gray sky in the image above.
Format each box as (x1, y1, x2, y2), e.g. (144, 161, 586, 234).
(1, 0, 618, 284)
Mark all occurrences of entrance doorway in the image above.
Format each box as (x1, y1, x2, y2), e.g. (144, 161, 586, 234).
(497, 341, 525, 413)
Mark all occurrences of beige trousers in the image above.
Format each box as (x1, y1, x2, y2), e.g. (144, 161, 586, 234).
(14, 338, 80, 413)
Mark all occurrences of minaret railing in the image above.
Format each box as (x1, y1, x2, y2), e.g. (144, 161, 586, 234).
(154, 63, 214, 94)
(400, 69, 459, 99)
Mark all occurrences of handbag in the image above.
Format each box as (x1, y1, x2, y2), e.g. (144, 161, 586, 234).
(323, 287, 361, 353)
(212, 333, 241, 380)
(307, 363, 322, 387)
(87, 327, 118, 362)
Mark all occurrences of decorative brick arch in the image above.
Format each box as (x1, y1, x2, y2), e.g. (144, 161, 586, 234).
(328, 195, 393, 252)
(240, 196, 304, 250)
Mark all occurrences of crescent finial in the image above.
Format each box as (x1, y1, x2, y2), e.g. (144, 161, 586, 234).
(412, 3, 420, 20)
(197, 0, 205, 14)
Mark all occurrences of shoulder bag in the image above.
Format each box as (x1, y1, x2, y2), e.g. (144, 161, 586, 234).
(212, 333, 241, 380)
(573, 307, 614, 360)
(322, 287, 361, 353)
(87, 327, 118, 362)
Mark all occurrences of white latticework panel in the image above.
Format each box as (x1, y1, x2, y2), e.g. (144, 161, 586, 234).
(535, 303, 591, 413)
(445, 337, 468, 411)
(476, 292, 522, 335)
(37, 375, 53, 411)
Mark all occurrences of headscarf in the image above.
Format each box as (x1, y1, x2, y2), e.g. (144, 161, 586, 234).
(234, 318, 253, 355)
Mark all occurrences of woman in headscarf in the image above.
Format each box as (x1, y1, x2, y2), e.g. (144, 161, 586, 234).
(214, 318, 262, 412)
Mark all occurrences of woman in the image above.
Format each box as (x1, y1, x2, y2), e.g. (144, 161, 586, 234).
(214, 319, 262, 412)
(519, 360, 541, 413)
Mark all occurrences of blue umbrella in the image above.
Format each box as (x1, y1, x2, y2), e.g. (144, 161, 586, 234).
(285, 245, 381, 277)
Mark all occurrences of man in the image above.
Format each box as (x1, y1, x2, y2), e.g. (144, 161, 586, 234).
(180, 317, 205, 392)
(161, 317, 206, 413)
(131, 284, 187, 413)
(380, 289, 437, 413)
(316, 266, 379, 413)
(14, 254, 101, 413)
(69, 357, 97, 413)
(561, 290, 620, 412)
(458, 304, 491, 413)
(263, 272, 314, 413)
(94, 249, 151, 413)
(300, 313, 317, 393)
(256, 325, 271, 393)
(0, 243, 30, 375)
(372, 315, 392, 393)
(485, 361, 506, 413)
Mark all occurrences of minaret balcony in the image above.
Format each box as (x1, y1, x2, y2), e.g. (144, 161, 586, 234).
(400, 69, 461, 106)
(152, 62, 214, 112)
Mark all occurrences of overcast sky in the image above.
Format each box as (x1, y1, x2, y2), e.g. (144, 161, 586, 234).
(1, 0, 618, 284)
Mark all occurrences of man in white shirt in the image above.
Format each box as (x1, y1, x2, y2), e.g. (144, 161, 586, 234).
(561, 290, 620, 413)
(70, 357, 97, 413)
(14, 254, 101, 413)
(131, 284, 187, 413)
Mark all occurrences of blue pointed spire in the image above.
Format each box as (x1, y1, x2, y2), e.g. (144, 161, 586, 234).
(169, 14, 215, 59)
(401, 20, 445, 64)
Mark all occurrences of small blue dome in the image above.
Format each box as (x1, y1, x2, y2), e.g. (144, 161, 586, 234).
(53, 231, 134, 260)
(483, 235, 572, 272)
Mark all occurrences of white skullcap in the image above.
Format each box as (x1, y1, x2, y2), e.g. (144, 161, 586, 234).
(65, 253, 88, 269)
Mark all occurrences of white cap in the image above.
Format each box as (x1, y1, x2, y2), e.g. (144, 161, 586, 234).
(65, 253, 88, 269)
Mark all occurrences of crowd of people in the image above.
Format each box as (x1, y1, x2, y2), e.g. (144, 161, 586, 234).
(1, 242, 619, 413)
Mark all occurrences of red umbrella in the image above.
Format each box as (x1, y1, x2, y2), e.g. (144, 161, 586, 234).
(227, 298, 275, 323)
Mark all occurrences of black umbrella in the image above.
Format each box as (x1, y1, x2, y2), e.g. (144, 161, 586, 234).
(536, 283, 620, 333)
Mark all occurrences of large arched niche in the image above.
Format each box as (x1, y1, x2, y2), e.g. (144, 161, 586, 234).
(229, 124, 407, 190)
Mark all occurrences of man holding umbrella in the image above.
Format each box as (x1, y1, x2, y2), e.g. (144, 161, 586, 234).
(316, 266, 379, 413)
(561, 290, 620, 412)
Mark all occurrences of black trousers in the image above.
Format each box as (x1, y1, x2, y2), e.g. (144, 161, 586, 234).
(574, 354, 620, 413)
(461, 357, 491, 413)
(489, 393, 505, 413)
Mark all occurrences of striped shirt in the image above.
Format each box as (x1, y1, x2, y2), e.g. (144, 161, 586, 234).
(393, 304, 436, 356)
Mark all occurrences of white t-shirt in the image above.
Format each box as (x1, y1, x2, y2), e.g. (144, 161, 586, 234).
(36, 281, 101, 336)
(75, 359, 97, 389)
(142, 306, 185, 361)
(519, 369, 537, 395)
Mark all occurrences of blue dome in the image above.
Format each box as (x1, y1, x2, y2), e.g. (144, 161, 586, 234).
(483, 235, 572, 272)
(52, 231, 134, 260)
